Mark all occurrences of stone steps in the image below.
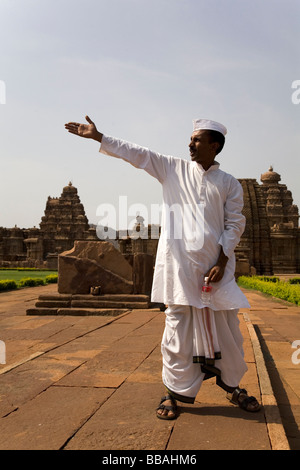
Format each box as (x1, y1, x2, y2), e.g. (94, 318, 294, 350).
(26, 307, 130, 317)
(26, 293, 151, 316)
(38, 294, 149, 302)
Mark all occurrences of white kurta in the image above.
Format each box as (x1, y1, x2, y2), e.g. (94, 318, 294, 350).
(100, 134, 250, 311)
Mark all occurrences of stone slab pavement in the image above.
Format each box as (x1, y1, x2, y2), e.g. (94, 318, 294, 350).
(0, 284, 292, 451)
(241, 287, 300, 450)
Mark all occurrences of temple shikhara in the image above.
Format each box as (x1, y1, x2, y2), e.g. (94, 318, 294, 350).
(0, 167, 299, 276)
(0, 182, 98, 270)
(237, 166, 299, 275)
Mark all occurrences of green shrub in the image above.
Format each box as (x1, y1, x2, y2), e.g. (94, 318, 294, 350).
(238, 276, 300, 305)
(0, 280, 18, 291)
(19, 277, 45, 288)
(0, 272, 58, 291)
(288, 278, 300, 285)
(258, 276, 280, 283)
(45, 274, 58, 284)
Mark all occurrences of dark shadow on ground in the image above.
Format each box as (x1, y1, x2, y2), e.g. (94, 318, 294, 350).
(254, 325, 300, 450)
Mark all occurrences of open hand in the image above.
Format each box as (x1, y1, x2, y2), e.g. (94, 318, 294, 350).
(65, 115, 102, 141)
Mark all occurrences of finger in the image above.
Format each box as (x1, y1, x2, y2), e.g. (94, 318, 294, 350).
(65, 125, 80, 134)
(209, 270, 219, 283)
(65, 124, 79, 132)
(85, 115, 94, 124)
(210, 270, 223, 283)
(66, 129, 80, 136)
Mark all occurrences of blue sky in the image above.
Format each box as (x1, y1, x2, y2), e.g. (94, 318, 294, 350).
(0, 0, 299, 230)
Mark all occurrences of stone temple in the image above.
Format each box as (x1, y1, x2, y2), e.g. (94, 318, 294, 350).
(0, 182, 98, 269)
(237, 167, 299, 275)
(0, 168, 299, 275)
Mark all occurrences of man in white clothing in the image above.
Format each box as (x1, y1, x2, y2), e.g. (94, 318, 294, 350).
(65, 116, 260, 418)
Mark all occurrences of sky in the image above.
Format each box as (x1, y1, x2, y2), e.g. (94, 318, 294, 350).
(0, 0, 299, 231)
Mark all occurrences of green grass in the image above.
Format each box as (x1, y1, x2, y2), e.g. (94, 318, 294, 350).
(0, 269, 58, 291)
(0, 270, 57, 284)
(238, 275, 300, 306)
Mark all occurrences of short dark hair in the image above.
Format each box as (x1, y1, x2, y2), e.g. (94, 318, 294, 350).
(206, 130, 225, 155)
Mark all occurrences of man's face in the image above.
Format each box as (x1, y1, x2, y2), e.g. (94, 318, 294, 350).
(189, 130, 217, 169)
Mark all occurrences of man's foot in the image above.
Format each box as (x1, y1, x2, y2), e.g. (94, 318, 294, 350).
(156, 394, 178, 420)
(227, 387, 261, 412)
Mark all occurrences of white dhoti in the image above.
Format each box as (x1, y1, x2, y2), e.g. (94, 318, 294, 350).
(161, 305, 248, 403)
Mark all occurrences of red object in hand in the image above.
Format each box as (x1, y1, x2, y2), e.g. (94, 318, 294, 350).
(201, 277, 212, 304)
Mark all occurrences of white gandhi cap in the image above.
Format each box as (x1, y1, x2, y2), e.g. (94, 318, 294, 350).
(193, 119, 227, 137)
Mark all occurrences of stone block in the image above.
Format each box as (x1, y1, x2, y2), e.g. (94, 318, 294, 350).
(58, 241, 133, 295)
(133, 253, 154, 295)
(27, 308, 58, 316)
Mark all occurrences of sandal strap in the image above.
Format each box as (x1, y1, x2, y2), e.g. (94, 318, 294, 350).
(230, 387, 247, 404)
(160, 394, 177, 405)
(229, 388, 260, 411)
(239, 395, 259, 411)
(157, 404, 176, 412)
(157, 394, 177, 411)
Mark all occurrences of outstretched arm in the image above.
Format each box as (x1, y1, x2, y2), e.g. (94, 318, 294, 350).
(65, 115, 103, 142)
(65, 116, 173, 184)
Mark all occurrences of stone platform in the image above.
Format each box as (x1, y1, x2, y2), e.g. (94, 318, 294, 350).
(26, 293, 151, 316)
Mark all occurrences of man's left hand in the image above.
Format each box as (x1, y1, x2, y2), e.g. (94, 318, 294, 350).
(206, 264, 226, 283)
(206, 247, 229, 283)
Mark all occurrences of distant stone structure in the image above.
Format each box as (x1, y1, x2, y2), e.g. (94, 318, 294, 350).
(0, 182, 98, 269)
(1, 168, 299, 275)
(237, 167, 299, 275)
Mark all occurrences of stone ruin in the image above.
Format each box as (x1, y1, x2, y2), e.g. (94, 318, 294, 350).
(26, 240, 155, 316)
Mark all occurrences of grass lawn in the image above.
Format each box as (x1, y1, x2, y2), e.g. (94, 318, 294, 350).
(237, 275, 300, 306)
(0, 270, 57, 286)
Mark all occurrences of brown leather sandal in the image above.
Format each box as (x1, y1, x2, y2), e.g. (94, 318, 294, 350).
(227, 387, 261, 412)
(156, 394, 178, 420)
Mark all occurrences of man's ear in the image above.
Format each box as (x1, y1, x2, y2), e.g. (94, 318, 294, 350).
(211, 141, 220, 154)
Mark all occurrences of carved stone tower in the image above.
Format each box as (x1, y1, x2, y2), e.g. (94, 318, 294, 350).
(236, 167, 299, 274)
(40, 182, 90, 262)
(260, 167, 299, 273)
(238, 179, 273, 274)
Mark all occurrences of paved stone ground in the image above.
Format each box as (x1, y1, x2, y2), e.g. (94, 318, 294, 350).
(242, 288, 300, 450)
(0, 284, 294, 450)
